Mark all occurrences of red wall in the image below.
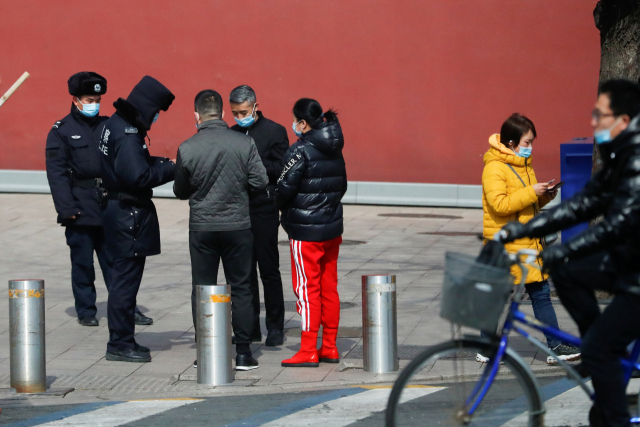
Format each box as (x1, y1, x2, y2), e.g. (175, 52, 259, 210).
(0, 1, 599, 185)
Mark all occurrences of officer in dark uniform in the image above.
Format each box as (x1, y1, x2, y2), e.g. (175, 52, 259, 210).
(45, 72, 153, 327)
(99, 76, 176, 362)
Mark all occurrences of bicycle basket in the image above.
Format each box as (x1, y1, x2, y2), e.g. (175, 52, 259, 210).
(440, 252, 514, 332)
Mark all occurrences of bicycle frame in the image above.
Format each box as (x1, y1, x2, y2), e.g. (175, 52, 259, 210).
(463, 243, 640, 422)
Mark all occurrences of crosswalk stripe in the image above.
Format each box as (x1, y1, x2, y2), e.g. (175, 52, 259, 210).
(37, 399, 202, 427)
(260, 387, 444, 427)
(507, 378, 640, 427)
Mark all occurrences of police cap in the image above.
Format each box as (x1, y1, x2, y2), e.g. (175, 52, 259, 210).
(68, 72, 107, 97)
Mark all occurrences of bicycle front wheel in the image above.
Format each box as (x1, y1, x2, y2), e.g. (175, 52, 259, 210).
(385, 339, 543, 427)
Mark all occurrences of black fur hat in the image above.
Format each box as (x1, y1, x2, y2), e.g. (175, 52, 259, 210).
(68, 72, 107, 97)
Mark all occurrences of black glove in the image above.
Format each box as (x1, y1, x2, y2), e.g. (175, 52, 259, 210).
(500, 221, 529, 243)
(60, 212, 81, 226)
(539, 245, 569, 273)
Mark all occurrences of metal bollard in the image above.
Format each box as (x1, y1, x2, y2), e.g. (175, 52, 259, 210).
(9, 280, 46, 393)
(362, 274, 398, 373)
(196, 284, 233, 385)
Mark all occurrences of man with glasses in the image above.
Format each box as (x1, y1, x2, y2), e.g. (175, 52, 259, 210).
(502, 79, 640, 427)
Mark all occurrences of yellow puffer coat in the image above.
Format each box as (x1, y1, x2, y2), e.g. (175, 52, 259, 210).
(482, 134, 551, 285)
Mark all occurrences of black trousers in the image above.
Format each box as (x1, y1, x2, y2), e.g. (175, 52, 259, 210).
(551, 251, 640, 427)
(107, 256, 146, 352)
(189, 229, 254, 353)
(65, 225, 141, 320)
(250, 208, 285, 333)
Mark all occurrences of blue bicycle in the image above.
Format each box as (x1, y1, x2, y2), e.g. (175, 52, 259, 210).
(385, 233, 640, 426)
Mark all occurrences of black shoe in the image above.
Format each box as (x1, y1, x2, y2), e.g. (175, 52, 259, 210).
(548, 344, 581, 364)
(105, 348, 151, 363)
(265, 329, 284, 346)
(236, 353, 259, 371)
(193, 359, 197, 368)
(134, 312, 154, 326)
(78, 317, 99, 327)
(135, 343, 150, 353)
(232, 334, 262, 344)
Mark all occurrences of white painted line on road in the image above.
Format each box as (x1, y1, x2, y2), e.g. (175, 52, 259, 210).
(261, 386, 445, 427)
(507, 381, 591, 427)
(38, 399, 202, 427)
(507, 379, 640, 427)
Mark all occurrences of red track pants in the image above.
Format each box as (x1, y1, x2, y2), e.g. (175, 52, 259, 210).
(289, 236, 342, 333)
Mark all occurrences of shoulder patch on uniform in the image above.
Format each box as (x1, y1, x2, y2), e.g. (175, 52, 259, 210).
(52, 120, 63, 129)
(125, 127, 138, 134)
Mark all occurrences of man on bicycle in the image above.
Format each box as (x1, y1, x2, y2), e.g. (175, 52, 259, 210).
(502, 79, 640, 427)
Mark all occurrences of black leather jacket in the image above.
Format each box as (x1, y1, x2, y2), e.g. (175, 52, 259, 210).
(275, 119, 347, 242)
(522, 116, 640, 290)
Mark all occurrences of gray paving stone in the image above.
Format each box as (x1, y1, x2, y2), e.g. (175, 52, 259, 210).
(0, 194, 581, 398)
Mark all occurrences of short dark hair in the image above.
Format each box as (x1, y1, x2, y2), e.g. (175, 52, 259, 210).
(500, 113, 537, 147)
(194, 90, 223, 119)
(598, 79, 640, 119)
(229, 85, 256, 104)
(293, 98, 338, 129)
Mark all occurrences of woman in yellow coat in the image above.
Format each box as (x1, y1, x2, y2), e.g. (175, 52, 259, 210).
(480, 113, 580, 364)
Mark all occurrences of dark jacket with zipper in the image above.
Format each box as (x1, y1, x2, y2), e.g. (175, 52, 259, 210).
(521, 115, 640, 292)
(231, 111, 289, 213)
(99, 76, 176, 259)
(275, 119, 347, 242)
(45, 105, 108, 226)
(173, 119, 268, 231)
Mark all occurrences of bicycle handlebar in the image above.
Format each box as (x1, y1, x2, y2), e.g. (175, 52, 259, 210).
(493, 230, 508, 242)
(492, 231, 540, 268)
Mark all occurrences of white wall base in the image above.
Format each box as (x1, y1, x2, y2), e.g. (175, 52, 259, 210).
(0, 169, 560, 209)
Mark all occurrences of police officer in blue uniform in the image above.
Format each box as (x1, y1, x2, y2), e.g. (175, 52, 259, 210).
(45, 72, 153, 327)
(99, 76, 176, 362)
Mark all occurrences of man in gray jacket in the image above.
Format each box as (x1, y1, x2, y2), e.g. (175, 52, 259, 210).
(174, 89, 267, 371)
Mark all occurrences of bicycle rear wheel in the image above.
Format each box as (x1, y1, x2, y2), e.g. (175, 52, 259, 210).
(385, 339, 543, 427)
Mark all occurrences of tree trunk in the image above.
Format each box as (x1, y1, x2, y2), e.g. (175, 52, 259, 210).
(591, 2, 640, 299)
(593, 0, 640, 174)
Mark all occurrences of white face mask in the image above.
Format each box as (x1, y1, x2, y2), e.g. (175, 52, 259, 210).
(292, 120, 303, 137)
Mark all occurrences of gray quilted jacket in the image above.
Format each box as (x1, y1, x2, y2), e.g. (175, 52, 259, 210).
(173, 119, 268, 231)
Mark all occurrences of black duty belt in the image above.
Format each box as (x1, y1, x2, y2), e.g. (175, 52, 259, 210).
(107, 190, 153, 204)
(72, 177, 103, 189)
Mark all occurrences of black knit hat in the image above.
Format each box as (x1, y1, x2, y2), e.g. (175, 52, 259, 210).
(68, 72, 107, 97)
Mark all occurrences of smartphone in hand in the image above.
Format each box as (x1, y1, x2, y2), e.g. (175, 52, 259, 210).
(547, 181, 564, 192)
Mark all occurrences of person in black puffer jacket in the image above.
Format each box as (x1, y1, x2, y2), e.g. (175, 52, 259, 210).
(275, 98, 347, 367)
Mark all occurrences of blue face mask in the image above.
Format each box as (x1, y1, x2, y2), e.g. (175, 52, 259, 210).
(234, 104, 257, 128)
(153, 112, 159, 124)
(516, 146, 532, 158)
(292, 120, 303, 137)
(78, 100, 100, 117)
(594, 117, 621, 144)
